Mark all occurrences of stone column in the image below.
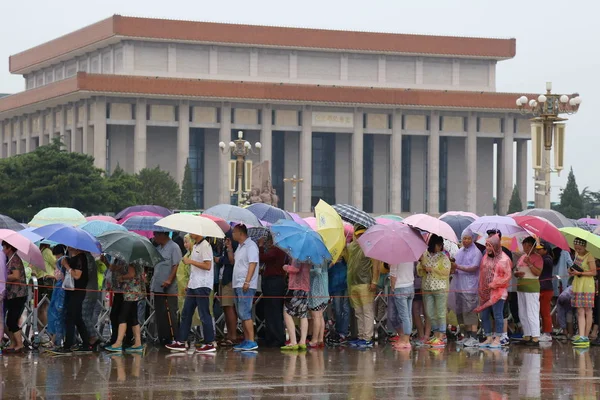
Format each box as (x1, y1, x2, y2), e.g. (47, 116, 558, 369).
(218, 103, 232, 204)
(390, 110, 402, 213)
(134, 99, 147, 173)
(299, 106, 312, 212)
(82, 100, 89, 154)
(352, 109, 364, 210)
(93, 98, 107, 172)
(500, 115, 514, 214)
(177, 101, 190, 185)
(59, 107, 67, 150)
(260, 104, 273, 178)
(466, 113, 478, 213)
(50, 109, 57, 142)
(70, 103, 78, 152)
(25, 115, 32, 153)
(516, 139, 528, 208)
(15, 118, 22, 155)
(428, 111, 440, 214)
(7, 121, 14, 157)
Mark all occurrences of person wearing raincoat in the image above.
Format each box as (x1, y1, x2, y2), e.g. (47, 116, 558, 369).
(176, 234, 200, 327)
(474, 234, 512, 348)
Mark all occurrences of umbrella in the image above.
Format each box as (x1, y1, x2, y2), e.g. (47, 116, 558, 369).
(246, 203, 291, 225)
(118, 211, 162, 223)
(332, 204, 376, 228)
(468, 215, 526, 237)
(512, 215, 570, 251)
(248, 227, 270, 243)
(303, 217, 317, 230)
(115, 205, 172, 220)
(315, 200, 345, 263)
(560, 227, 600, 259)
(0, 229, 45, 270)
(18, 227, 43, 243)
(444, 239, 459, 259)
(579, 218, 600, 226)
(439, 215, 475, 241)
(439, 211, 479, 220)
(288, 213, 310, 227)
(0, 215, 24, 231)
(402, 214, 458, 243)
(270, 220, 331, 264)
(29, 207, 86, 227)
(357, 222, 427, 265)
(80, 221, 128, 237)
(375, 218, 395, 226)
(32, 224, 102, 253)
(97, 231, 163, 266)
(344, 222, 354, 243)
(574, 220, 595, 232)
(200, 214, 231, 233)
(155, 214, 225, 238)
(377, 214, 403, 222)
(86, 215, 118, 224)
(516, 208, 575, 229)
(203, 204, 262, 227)
(121, 215, 165, 231)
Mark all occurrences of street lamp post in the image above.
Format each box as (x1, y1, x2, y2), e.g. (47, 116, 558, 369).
(219, 131, 261, 206)
(283, 175, 303, 213)
(515, 83, 581, 209)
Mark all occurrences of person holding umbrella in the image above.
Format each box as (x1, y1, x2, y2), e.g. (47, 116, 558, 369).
(3, 241, 27, 353)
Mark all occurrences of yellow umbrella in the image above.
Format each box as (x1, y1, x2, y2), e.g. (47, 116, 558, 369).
(315, 199, 345, 263)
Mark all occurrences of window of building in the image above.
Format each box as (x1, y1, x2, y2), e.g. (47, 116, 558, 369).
(439, 137, 449, 213)
(439, 115, 444, 131)
(363, 134, 374, 213)
(476, 117, 481, 132)
(36, 74, 44, 87)
(513, 118, 518, 134)
(26, 76, 34, 90)
(272, 132, 286, 208)
(388, 114, 393, 129)
(189, 128, 205, 208)
(90, 56, 100, 73)
(45, 70, 54, 84)
(65, 62, 77, 78)
(363, 114, 367, 129)
(500, 118, 505, 133)
(311, 133, 336, 208)
(78, 59, 88, 73)
(401, 114, 406, 130)
(272, 109, 276, 125)
(425, 115, 431, 131)
(401, 136, 411, 212)
(463, 116, 468, 132)
(55, 66, 64, 81)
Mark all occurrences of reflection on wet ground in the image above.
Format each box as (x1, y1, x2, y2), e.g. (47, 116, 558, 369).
(0, 342, 599, 399)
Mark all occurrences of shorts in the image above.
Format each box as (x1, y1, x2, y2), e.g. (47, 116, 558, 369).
(118, 300, 139, 327)
(220, 282, 235, 307)
(309, 302, 328, 312)
(284, 290, 308, 319)
(572, 292, 595, 309)
(234, 287, 256, 321)
(38, 277, 55, 301)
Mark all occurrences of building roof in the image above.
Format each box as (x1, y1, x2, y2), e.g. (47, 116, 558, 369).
(9, 15, 516, 74)
(0, 73, 529, 117)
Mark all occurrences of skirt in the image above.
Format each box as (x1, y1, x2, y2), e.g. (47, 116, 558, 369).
(571, 292, 595, 309)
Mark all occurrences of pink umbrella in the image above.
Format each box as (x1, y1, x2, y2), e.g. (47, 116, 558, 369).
(402, 214, 458, 243)
(512, 215, 570, 251)
(439, 211, 479, 220)
(303, 217, 317, 230)
(0, 229, 45, 270)
(376, 217, 395, 226)
(344, 222, 354, 243)
(86, 215, 118, 224)
(579, 217, 600, 226)
(358, 222, 427, 264)
(200, 215, 231, 233)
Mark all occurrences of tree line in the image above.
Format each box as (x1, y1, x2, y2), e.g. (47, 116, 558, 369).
(0, 139, 198, 222)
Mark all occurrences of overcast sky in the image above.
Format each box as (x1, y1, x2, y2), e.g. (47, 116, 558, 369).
(0, 0, 596, 203)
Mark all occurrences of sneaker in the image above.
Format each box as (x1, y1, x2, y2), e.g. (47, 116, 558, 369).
(234, 341, 258, 352)
(456, 337, 467, 345)
(73, 345, 93, 354)
(233, 340, 249, 351)
(571, 335, 581, 342)
(358, 340, 374, 349)
(126, 345, 145, 354)
(281, 344, 299, 351)
(104, 345, 123, 353)
(413, 338, 428, 347)
(500, 337, 510, 347)
(539, 333, 552, 343)
(165, 341, 187, 352)
(348, 339, 363, 347)
(48, 347, 72, 356)
(389, 335, 400, 343)
(463, 338, 480, 348)
(195, 344, 217, 354)
(429, 338, 445, 348)
(573, 336, 590, 347)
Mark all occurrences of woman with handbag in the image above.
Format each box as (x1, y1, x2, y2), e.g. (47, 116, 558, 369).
(3, 241, 27, 353)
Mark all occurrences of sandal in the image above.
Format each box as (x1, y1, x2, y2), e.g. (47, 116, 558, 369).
(219, 339, 235, 347)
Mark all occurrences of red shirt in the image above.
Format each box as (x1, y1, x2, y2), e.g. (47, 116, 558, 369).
(259, 246, 287, 278)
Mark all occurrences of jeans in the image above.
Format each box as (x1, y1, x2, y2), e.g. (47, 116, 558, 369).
(480, 299, 505, 336)
(178, 287, 214, 343)
(423, 290, 447, 333)
(331, 290, 350, 337)
(388, 287, 414, 335)
(261, 276, 286, 347)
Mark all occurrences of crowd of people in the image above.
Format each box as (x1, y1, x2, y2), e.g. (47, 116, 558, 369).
(0, 220, 597, 356)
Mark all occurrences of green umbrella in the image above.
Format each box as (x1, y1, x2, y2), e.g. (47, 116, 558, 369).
(29, 207, 86, 227)
(559, 227, 600, 259)
(377, 214, 403, 222)
(97, 231, 163, 267)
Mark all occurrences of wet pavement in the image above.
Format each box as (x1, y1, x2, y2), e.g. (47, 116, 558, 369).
(0, 342, 598, 399)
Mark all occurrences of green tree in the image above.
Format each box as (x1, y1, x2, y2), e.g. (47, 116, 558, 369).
(137, 166, 181, 209)
(558, 167, 584, 219)
(508, 185, 523, 214)
(105, 164, 142, 213)
(0, 138, 106, 221)
(581, 187, 600, 218)
(179, 160, 197, 209)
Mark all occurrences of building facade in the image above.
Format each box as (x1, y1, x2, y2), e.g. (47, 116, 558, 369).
(0, 15, 531, 215)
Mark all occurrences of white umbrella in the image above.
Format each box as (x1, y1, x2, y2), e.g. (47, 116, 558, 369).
(154, 214, 225, 238)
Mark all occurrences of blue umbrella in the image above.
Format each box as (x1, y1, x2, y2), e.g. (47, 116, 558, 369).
(115, 205, 172, 220)
(270, 220, 331, 264)
(246, 203, 291, 225)
(204, 204, 262, 226)
(32, 223, 102, 253)
(19, 227, 44, 243)
(439, 215, 475, 241)
(80, 221, 128, 237)
(121, 216, 168, 232)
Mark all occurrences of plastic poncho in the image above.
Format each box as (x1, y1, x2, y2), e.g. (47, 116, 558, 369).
(474, 235, 513, 313)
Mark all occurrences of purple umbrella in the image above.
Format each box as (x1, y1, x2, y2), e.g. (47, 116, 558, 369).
(579, 218, 600, 226)
(358, 222, 427, 265)
(289, 213, 310, 228)
(115, 205, 172, 220)
(467, 215, 526, 237)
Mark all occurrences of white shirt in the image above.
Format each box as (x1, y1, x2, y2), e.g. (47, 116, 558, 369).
(232, 238, 260, 289)
(188, 240, 214, 290)
(389, 262, 415, 289)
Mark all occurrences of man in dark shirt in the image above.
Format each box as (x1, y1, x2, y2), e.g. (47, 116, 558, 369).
(216, 231, 239, 346)
(258, 234, 287, 347)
